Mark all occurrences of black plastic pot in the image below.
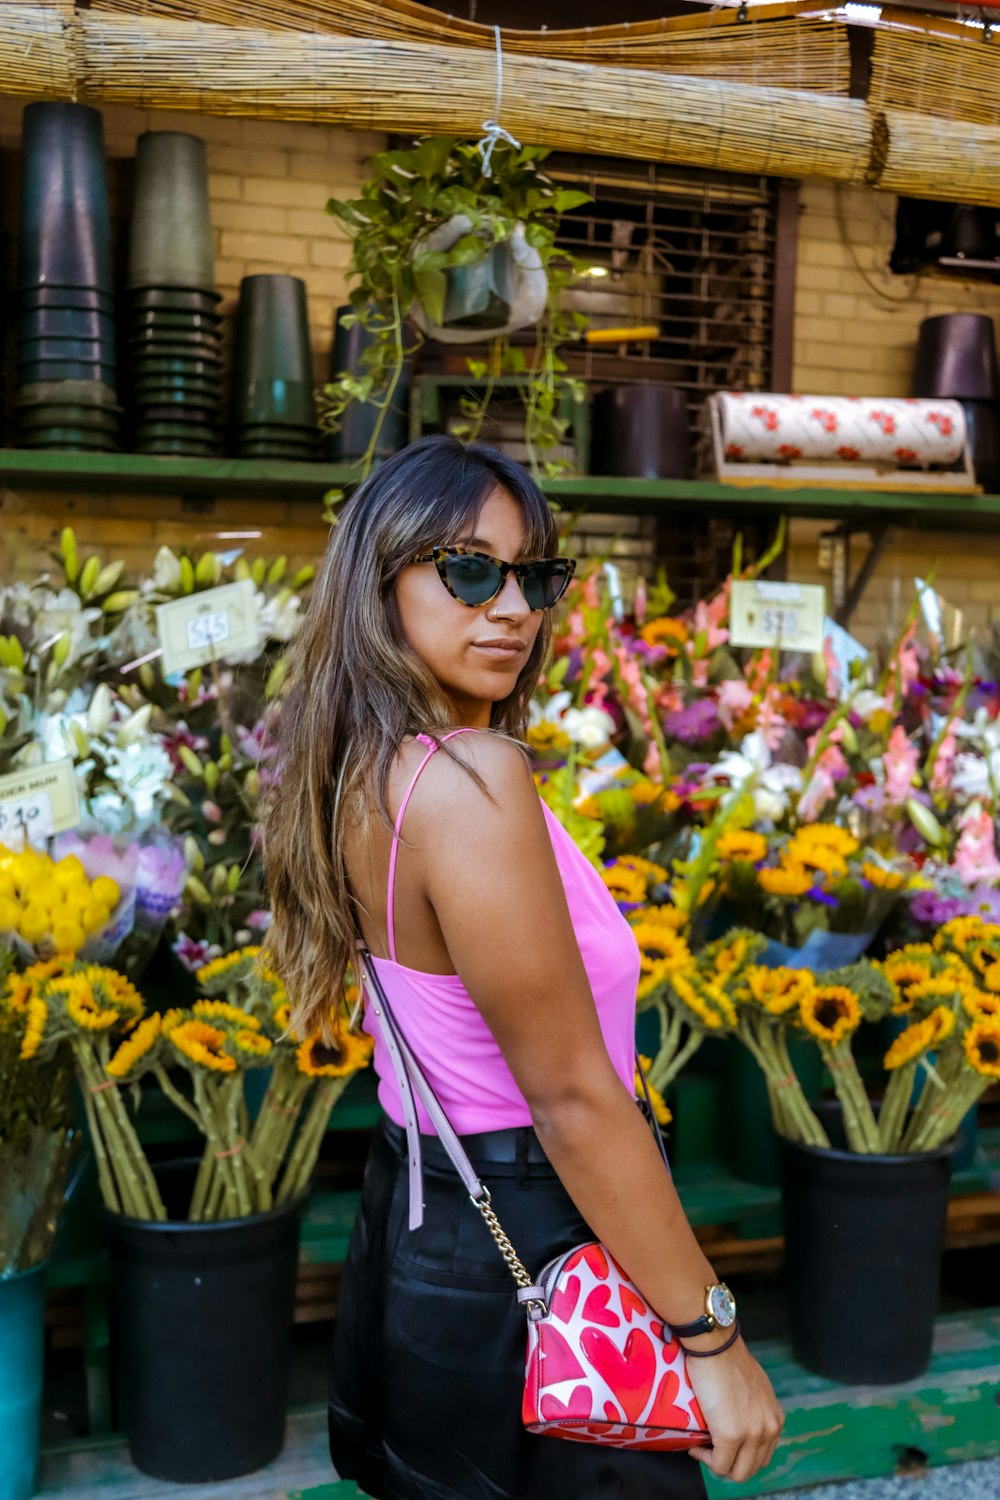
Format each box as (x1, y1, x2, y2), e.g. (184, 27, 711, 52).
(129, 131, 214, 291)
(914, 313, 1000, 400)
(20, 307, 115, 341)
(326, 302, 411, 462)
(128, 287, 222, 311)
(19, 335, 113, 363)
(20, 286, 114, 313)
(105, 1162, 304, 1483)
(959, 398, 1000, 492)
(441, 243, 514, 330)
(19, 103, 112, 294)
(778, 1108, 954, 1384)
(589, 384, 692, 478)
(18, 361, 117, 386)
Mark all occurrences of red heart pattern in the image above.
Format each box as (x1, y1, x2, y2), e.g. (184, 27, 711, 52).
(620, 1286, 647, 1324)
(580, 1327, 656, 1424)
(522, 1238, 709, 1451)
(583, 1283, 621, 1328)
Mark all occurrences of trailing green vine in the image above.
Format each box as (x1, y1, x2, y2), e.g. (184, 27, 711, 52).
(317, 135, 591, 489)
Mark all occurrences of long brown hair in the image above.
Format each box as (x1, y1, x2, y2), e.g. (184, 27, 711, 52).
(259, 435, 559, 1038)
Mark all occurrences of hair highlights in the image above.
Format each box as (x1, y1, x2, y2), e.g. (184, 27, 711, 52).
(259, 436, 559, 1038)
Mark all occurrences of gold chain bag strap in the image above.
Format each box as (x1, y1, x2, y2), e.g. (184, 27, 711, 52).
(357, 944, 711, 1451)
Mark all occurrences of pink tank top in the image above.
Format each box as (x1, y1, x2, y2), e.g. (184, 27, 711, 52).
(361, 728, 642, 1135)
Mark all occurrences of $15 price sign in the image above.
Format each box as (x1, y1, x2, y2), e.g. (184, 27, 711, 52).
(155, 579, 260, 676)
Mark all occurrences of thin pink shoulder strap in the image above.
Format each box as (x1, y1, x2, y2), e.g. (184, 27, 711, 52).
(387, 728, 479, 963)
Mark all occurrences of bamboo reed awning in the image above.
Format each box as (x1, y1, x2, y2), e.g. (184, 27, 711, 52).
(87, 0, 852, 94)
(0, 5, 73, 99)
(870, 10, 1000, 130)
(875, 108, 1000, 205)
(76, 13, 871, 183)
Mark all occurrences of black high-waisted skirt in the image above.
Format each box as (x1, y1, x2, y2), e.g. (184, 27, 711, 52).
(328, 1115, 709, 1500)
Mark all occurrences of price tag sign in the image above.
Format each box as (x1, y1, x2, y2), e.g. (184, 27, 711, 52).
(156, 579, 259, 675)
(0, 758, 80, 852)
(729, 580, 826, 653)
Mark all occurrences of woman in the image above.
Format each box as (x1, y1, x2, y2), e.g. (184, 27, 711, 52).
(261, 435, 783, 1500)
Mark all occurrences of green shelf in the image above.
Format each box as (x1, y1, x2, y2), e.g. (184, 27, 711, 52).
(2, 448, 999, 526)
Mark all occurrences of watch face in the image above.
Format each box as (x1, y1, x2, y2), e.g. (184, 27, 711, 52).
(709, 1284, 737, 1328)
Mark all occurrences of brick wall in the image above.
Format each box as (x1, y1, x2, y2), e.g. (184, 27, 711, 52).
(788, 181, 1000, 648)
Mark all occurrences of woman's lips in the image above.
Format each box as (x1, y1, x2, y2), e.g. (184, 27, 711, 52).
(472, 640, 527, 659)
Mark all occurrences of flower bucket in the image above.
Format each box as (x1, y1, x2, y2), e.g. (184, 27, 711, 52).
(0, 1264, 47, 1500)
(106, 1161, 304, 1482)
(778, 1105, 954, 1384)
(725, 1038, 822, 1187)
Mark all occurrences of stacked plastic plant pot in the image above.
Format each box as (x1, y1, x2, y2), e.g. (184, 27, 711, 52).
(325, 302, 411, 463)
(231, 275, 321, 459)
(126, 131, 223, 456)
(15, 102, 121, 452)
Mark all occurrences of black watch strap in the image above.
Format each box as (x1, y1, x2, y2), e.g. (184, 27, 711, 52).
(680, 1321, 742, 1358)
(671, 1313, 716, 1339)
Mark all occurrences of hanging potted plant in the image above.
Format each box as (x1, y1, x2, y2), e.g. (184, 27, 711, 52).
(26, 950, 371, 1483)
(655, 916, 1000, 1385)
(0, 944, 76, 1500)
(318, 134, 591, 482)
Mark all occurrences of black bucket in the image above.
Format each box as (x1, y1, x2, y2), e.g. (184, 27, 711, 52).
(325, 302, 411, 462)
(778, 1113, 954, 1384)
(105, 1162, 304, 1482)
(589, 384, 692, 478)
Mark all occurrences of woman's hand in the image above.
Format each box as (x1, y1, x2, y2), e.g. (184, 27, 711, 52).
(687, 1337, 785, 1483)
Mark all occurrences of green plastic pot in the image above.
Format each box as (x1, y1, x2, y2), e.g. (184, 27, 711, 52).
(440, 243, 514, 331)
(20, 432, 120, 452)
(0, 1264, 47, 1500)
(128, 287, 221, 311)
(18, 379, 119, 408)
(128, 132, 214, 290)
(16, 406, 120, 430)
(19, 102, 112, 295)
(233, 275, 316, 427)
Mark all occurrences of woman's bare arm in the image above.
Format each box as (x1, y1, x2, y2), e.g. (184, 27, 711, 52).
(404, 733, 784, 1484)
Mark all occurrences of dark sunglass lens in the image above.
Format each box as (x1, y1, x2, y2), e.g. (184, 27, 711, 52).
(444, 553, 502, 605)
(523, 562, 570, 610)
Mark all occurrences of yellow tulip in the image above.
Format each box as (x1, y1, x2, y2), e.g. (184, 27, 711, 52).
(18, 905, 50, 944)
(81, 900, 112, 934)
(90, 876, 120, 910)
(54, 855, 88, 889)
(0, 895, 21, 932)
(51, 918, 86, 953)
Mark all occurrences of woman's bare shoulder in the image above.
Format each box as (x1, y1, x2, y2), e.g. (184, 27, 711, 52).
(411, 730, 536, 817)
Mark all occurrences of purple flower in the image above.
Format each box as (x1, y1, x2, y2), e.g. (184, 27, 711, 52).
(909, 891, 963, 926)
(247, 908, 273, 931)
(808, 886, 840, 908)
(171, 932, 216, 973)
(664, 699, 722, 745)
(853, 784, 886, 814)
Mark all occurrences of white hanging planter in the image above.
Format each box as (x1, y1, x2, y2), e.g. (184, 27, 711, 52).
(409, 214, 549, 345)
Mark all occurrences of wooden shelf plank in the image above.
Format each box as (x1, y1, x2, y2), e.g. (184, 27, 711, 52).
(0, 449, 359, 499)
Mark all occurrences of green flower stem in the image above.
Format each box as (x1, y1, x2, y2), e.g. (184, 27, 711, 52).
(878, 1061, 918, 1153)
(276, 1077, 351, 1207)
(649, 1028, 703, 1093)
(250, 1069, 309, 1192)
(192, 1074, 239, 1218)
(220, 1078, 253, 1216)
(773, 1026, 830, 1148)
(153, 1065, 214, 1220)
(74, 1044, 160, 1218)
(907, 1074, 986, 1153)
(824, 1040, 880, 1152)
(901, 1050, 958, 1151)
(95, 1038, 165, 1220)
(73, 1044, 121, 1215)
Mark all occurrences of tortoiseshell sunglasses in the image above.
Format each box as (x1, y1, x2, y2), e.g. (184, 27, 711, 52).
(412, 545, 577, 611)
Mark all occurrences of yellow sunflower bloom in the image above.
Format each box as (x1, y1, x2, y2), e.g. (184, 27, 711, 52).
(962, 1020, 1000, 1080)
(296, 1029, 372, 1078)
(196, 947, 261, 987)
(935, 916, 988, 953)
(717, 830, 768, 865)
(636, 956, 672, 1003)
(635, 1056, 672, 1126)
(861, 862, 906, 891)
(789, 824, 859, 858)
(227, 1029, 273, 1062)
(601, 864, 648, 904)
(745, 966, 814, 1016)
(884, 1017, 934, 1070)
(168, 1018, 237, 1072)
(800, 985, 862, 1046)
(617, 855, 669, 885)
(60, 976, 119, 1032)
(630, 779, 663, 806)
(24, 957, 72, 985)
(3, 974, 33, 1013)
(926, 1005, 957, 1044)
(192, 999, 262, 1031)
(631, 925, 692, 971)
(18, 996, 48, 1060)
(107, 1014, 163, 1080)
(526, 722, 572, 756)
(629, 904, 688, 932)
(962, 991, 1000, 1022)
(758, 864, 813, 897)
(640, 617, 687, 651)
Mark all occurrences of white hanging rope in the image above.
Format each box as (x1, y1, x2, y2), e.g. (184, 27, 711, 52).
(478, 24, 521, 177)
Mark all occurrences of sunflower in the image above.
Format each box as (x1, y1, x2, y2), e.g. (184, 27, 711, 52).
(636, 956, 673, 1003)
(296, 1028, 372, 1078)
(107, 1014, 163, 1080)
(926, 1005, 957, 1045)
(617, 855, 669, 885)
(59, 976, 119, 1032)
(86, 967, 143, 1023)
(601, 863, 648, 905)
(670, 973, 737, 1030)
(744, 966, 814, 1016)
(226, 1029, 273, 1063)
(861, 862, 906, 891)
(635, 1055, 672, 1126)
(24, 957, 71, 986)
(884, 1017, 934, 1070)
(716, 830, 768, 865)
(968, 948, 1000, 992)
(2, 974, 32, 1012)
(196, 947, 261, 987)
(935, 916, 987, 954)
(758, 863, 813, 897)
(630, 779, 664, 806)
(962, 991, 1000, 1022)
(168, 1018, 237, 1073)
(629, 904, 688, 932)
(526, 722, 572, 756)
(631, 925, 692, 970)
(962, 1020, 1000, 1080)
(789, 824, 859, 859)
(192, 999, 261, 1030)
(800, 985, 862, 1046)
(640, 617, 688, 651)
(18, 996, 48, 1061)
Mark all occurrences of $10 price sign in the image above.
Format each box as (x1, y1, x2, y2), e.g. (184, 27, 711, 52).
(0, 758, 81, 852)
(155, 579, 260, 676)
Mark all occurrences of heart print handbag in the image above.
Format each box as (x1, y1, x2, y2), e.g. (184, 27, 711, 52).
(358, 945, 711, 1452)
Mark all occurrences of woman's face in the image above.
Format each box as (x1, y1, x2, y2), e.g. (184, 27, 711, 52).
(395, 485, 544, 728)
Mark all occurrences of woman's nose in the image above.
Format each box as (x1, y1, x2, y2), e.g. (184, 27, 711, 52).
(493, 571, 531, 617)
